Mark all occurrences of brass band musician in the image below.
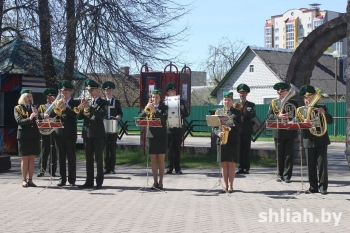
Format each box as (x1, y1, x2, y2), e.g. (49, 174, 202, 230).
(102, 81, 123, 174)
(55, 81, 80, 186)
(213, 92, 242, 193)
(296, 85, 333, 195)
(78, 79, 108, 189)
(266, 82, 298, 183)
(234, 84, 256, 174)
(37, 88, 58, 177)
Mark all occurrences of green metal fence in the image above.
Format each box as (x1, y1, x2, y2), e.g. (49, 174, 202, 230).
(78, 102, 347, 137)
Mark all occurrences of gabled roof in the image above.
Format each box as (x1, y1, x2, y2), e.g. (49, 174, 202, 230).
(0, 38, 88, 80)
(210, 46, 345, 97)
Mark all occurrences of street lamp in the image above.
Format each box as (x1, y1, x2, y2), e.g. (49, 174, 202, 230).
(332, 50, 340, 137)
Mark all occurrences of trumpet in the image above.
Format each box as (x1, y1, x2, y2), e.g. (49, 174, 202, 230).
(73, 98, 90, 116)
(144, 96, 154, 119)
(54, 95, 66, 116)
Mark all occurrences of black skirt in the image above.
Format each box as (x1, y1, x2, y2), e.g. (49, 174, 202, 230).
(218, 143, 240, 163)
(148, 136, 167, 154)
(18, 139, 40, 156)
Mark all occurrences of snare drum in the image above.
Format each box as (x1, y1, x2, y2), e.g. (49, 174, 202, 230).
(165, 95, 181, 128)
(104, 119, 118, 134)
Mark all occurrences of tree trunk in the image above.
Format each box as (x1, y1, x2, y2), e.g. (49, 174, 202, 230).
(346, 0, 350, 169)
(38, 0, 56, 87)
(0, 0, 4, 42)
(62, 0, 77, 82)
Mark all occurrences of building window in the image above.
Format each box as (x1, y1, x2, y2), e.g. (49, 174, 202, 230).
(275, 44, 279, 48)
(307, 23, 312, 29)
(299, 25, 303, 29)
(307, 32, 311, 35)
(286, 33, 294, 41)
(265, 27, 272, 36)
(275, 36, 279, 41)
(286, 41, 294, 49)
(249, 65, 254, 72)
(275, 28, 279, 33)
(313, 19, 323, 29)
(300, 32, 303, 37)
(286, 23, 294, 33)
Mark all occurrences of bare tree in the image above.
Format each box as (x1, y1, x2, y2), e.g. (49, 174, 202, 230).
(38, 0, 56, 87)
(200, 37, 246, 84)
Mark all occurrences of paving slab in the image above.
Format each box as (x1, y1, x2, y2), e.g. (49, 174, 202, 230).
(0, 138, 349, 232)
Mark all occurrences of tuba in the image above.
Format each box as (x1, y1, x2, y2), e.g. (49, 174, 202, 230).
(305, 88, 328, 137)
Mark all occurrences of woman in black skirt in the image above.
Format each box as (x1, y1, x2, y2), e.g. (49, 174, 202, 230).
(213, 92, 242, 193)
(14, 89, 41, 187)
(139, 90, 168, 189)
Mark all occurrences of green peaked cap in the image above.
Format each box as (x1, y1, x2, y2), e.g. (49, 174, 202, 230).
(273, 82, 290, 91)
(165, 82, 176, 91)
(58, 80, 74, 90)
(152, 89, 162, 95)
(223, 91, 233, 98)
(237, 83, 250, 93)
(20, 89, 32, 95)
(299, 85, 316, 96)
(85, 79, 100, 89)
(102, 81, 115, 89)
(43, 88, 57, 96)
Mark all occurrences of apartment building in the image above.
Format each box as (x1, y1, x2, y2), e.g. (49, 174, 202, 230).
(264, 3, 346, 54)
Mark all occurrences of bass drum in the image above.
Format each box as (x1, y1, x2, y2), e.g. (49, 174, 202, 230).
(104, 119, 118, 134)
(165, 95, 181, 128)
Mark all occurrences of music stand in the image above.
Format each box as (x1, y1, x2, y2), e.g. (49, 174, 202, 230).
(135, 117, 165, 193)
(286, 122, 322, 199)
(202, 115, 230, 195)
(36, 118, 63, 194)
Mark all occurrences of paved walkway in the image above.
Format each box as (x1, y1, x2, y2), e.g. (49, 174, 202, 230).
(0, 138, 349, 232)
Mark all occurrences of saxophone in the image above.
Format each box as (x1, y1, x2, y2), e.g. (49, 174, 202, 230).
(215, 108, 231, 145)
(221, 125, 231, 145)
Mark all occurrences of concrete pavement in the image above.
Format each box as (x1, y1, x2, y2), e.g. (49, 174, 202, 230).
(0, 137, 349, 232)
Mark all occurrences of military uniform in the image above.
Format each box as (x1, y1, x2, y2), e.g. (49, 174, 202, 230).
(297, 85, 333, 194)
(77, 79, 108, 188)
(267, 82, 298, 182)
(165, 82, 189, 174)
(37, 90, 58, 176)
(212, 107, 242, 163)
(234, 84, 256, 173)
(102, 81, 123, 174)
(14, 103, 41, 156)
(139, 103, 168, 154)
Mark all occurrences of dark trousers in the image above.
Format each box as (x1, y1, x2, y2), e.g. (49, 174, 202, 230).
(56, 136, 77, 184)
(84, 137, 105, 185)
(238, 133, 252, 171)
(38, 134, 57, 174)
(167, 128, 183, 172)
(305, 145, 328, 191)
(274, 138, 295, 179)
(104, 133, 118, 172)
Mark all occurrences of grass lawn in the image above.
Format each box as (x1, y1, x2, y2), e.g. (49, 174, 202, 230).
(76, 149, 276, 168)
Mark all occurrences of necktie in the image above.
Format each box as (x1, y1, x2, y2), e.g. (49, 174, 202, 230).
(92, 99, 95, 105)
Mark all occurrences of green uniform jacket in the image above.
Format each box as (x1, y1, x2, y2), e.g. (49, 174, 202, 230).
(267, 98, 298, 139)
(233, 100, 256, 135)
(77, 97, 108, 138)
(297, 104, 333, 148)
(14, 105, 41, 139)
(139, 103, 168, 138)
(54, 99, 80, 137)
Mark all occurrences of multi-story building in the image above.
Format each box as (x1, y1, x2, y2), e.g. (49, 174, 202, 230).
(264, 3, 346, 54)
